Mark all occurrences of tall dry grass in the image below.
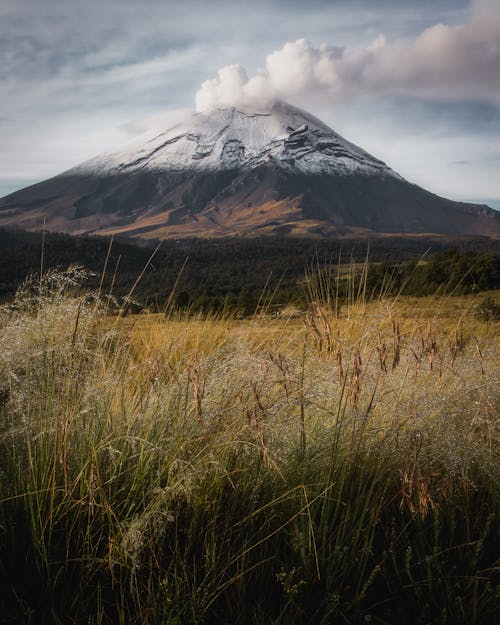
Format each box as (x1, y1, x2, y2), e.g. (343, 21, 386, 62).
(0, 268, 498, 624)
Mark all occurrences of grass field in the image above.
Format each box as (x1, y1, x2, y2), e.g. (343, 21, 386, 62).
(0, 270, 498, 624)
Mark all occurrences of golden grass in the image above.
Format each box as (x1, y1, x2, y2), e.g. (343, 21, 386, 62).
(0, 277, 498, 624)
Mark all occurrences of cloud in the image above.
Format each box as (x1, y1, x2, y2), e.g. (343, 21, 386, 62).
(195, 41, 344, 111)
(195, 3, 500, 111)
(118, 108, 192, 136)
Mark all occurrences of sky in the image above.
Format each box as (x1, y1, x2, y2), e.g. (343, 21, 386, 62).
(1, 0, 499, 209)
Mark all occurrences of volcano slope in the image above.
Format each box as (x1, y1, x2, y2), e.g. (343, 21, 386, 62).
(1, 102, 498, 238)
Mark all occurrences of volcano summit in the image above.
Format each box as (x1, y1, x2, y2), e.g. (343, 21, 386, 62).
(0, 102, 498, 238)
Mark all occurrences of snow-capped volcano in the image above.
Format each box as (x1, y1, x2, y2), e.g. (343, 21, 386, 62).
(77, 102, 398, 179)
(0, 102, 498, 238)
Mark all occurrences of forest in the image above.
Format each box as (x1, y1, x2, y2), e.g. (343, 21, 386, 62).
(1, 228, 499, 313)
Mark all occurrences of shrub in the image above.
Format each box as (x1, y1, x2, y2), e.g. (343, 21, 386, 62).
(475, 296, 500, 322)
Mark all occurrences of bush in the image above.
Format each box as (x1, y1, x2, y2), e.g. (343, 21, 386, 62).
(475, 296, 500, 322)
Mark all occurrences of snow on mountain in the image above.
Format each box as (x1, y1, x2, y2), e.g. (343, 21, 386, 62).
(1, 100, 498, 239)
(74, 101, 400, 179)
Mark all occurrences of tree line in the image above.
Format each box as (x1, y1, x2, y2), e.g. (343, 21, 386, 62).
(0, 228, 499, 313)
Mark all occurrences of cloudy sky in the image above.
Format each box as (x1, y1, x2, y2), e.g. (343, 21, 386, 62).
(1, 0, 499, 209)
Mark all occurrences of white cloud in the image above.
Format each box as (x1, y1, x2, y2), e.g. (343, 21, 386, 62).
(195, 3, 500, 111)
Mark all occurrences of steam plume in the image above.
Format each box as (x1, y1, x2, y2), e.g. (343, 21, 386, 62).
(195, 4, 500, 112)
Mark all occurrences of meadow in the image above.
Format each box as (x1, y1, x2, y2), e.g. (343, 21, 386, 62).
(0, 268, 498, 624)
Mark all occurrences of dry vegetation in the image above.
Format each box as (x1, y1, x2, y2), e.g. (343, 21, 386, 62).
(0, 269, 498, 624)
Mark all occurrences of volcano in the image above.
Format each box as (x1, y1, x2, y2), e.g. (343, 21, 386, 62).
(0, 102, 498, 238)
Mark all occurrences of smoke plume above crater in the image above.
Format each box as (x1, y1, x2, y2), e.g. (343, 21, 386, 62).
(195, 4, 500, 112)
